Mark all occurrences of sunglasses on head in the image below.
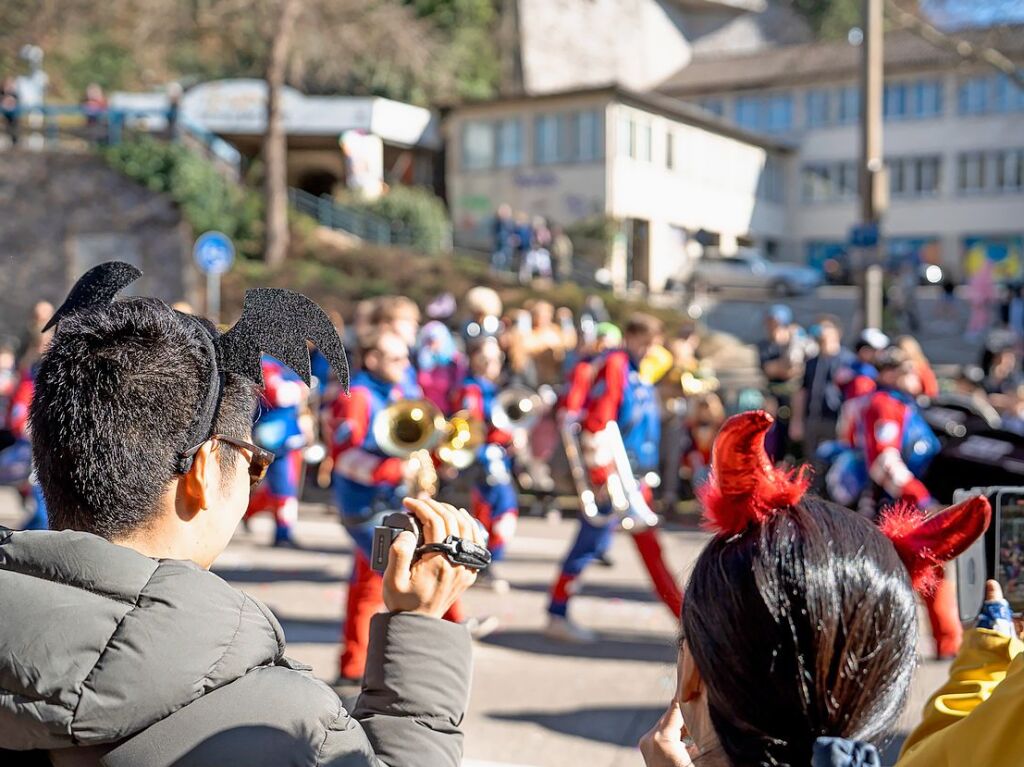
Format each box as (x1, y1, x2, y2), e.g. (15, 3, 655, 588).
(180, 434, 275, 487)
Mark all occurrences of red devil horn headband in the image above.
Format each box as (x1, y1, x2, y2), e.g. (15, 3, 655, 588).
(701, 411, 992, 594)
(698, 410, 810, 537)
(880, 496, 991, 592)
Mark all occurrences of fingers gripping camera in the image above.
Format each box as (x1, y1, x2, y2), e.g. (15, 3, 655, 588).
(371, 512, 492, 574)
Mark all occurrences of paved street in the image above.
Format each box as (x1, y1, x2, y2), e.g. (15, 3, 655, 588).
(1, 489, 952, 766)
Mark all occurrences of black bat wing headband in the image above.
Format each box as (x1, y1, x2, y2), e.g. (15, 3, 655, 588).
(46, 261, 350, 472)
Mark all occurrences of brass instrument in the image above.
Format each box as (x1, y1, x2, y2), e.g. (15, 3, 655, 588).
(492, 386, 546, 433)
(372, 399, 485, 496)
(560, 418, 659, 530)
(560, 416, 600, 519)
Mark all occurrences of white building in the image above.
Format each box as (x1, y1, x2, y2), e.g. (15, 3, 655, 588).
(657, 24, 1024, 281)
(445, 86, 789, 292)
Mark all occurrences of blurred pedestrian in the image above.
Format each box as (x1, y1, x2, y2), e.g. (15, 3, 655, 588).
(967, 262, 997, 341)
(462, 286, 503, 343)
(896, 335, 939, 399)
(1, 75, 19, 146)
(513, 212, 532, 277)
(491, 203, 514, 273)
(790, 316, 848, 462)
(551, 224, 574, 283)
(757, 304, 809, 461)
(416, 321, 466, 414)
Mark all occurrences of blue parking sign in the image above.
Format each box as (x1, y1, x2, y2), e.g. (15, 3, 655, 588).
(193, 231, 235, 275)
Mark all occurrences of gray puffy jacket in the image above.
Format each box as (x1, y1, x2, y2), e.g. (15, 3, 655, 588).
(0, 527, 471, 766)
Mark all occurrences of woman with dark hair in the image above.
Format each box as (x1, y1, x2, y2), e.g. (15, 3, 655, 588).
(641, 410, 990, 767)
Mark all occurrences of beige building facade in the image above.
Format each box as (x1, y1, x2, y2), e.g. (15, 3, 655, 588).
(446, 87, 789, 292)
(658, 24, 1024, 281)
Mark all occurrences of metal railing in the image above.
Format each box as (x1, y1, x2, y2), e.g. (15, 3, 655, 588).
(288, 188, 395, 245)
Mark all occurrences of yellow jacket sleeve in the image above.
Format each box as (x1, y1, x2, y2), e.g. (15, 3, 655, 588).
(898, 628, 1024, 766)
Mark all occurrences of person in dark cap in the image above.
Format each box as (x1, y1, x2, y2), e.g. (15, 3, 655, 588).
(0, 263, 483, 767)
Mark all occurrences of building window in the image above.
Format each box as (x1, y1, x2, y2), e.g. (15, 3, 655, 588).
(617, 113, 652, 162)
(958, 151, 987, 192)
(913, 79, 943, 117)
(801, 161, 858, 202)
(959, 74, 1024, 115)
(801, 163, 833, 202)
(806, 89, 832, 129)
(495, 118, 523, 168)
(996, 149, 1024, 191)
(573, 110, 603, 162)
(735, 93, 794, 134)
(890, 155, 941, 197)
(534, 114, 561, 164)
(884, 81, 909, 120)
(958, 149, 1024, 193)
(461, 120, 494, 170)
(698, 98, 724, 117)
(838, 86, 860, 125)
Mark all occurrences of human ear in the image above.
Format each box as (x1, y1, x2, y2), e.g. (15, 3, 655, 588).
(180, 441, 214, 517)
(679, 641, 704, 704)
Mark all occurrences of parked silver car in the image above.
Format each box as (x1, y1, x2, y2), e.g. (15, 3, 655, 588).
(689, 250, 822, 296)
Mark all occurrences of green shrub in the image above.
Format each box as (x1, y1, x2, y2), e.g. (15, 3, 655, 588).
(564, 215, 620, 267)
(103, 137, 264, 257)
(338, 185, 450, 254)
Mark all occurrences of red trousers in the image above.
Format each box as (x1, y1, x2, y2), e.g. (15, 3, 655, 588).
(338, 552, 464, 680)
(632, 528, 684, 620)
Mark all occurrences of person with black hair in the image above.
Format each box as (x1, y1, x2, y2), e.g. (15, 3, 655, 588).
(640, 410, 989, 767)
(0, 263, 483, 767)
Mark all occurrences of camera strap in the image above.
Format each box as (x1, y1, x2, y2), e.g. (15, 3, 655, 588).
(417, 536, 492, 570)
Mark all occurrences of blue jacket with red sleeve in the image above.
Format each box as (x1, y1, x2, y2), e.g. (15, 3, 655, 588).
(453, 376, 512, 447)
(252, 356, 307, 457)
(858, 388, 940, 506)
(582, 350, 660, 474)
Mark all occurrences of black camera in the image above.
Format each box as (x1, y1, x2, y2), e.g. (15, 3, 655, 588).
(370, 512, 492, 574)
(371, 513, 422, 573)
(955, 486, 1024, 619)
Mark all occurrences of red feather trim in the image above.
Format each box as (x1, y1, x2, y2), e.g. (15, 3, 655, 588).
(698, 464, 811, 536)
(879, 495, 991, 595)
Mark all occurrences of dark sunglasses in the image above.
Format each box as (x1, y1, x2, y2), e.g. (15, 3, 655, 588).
(180, 434, 275, 487)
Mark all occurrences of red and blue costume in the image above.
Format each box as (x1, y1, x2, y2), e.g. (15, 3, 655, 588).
(856, 387, 960, 656)
(548, 350, 682, 619)
(5, 365, 46, 530)
(245, 356, 307, 545)
(331, 369, 411, 679)
(454, 376, 518, 562)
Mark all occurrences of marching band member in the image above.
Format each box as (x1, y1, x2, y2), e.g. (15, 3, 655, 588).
(454, 337, 518, 592)
(330, 328, 419, 682)
(244, 354, 309, 547)
(547, 314, 682, 642)
(852, 347, 957, 657)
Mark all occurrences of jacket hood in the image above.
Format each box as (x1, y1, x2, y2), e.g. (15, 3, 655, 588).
(0, 527, 284, 750)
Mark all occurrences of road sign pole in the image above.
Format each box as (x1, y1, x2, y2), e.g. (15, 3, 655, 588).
(207, 271, 221, 324)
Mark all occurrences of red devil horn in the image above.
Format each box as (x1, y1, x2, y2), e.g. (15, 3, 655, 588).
(880, 495, 991, 593)
(699, 410, 810, 537)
